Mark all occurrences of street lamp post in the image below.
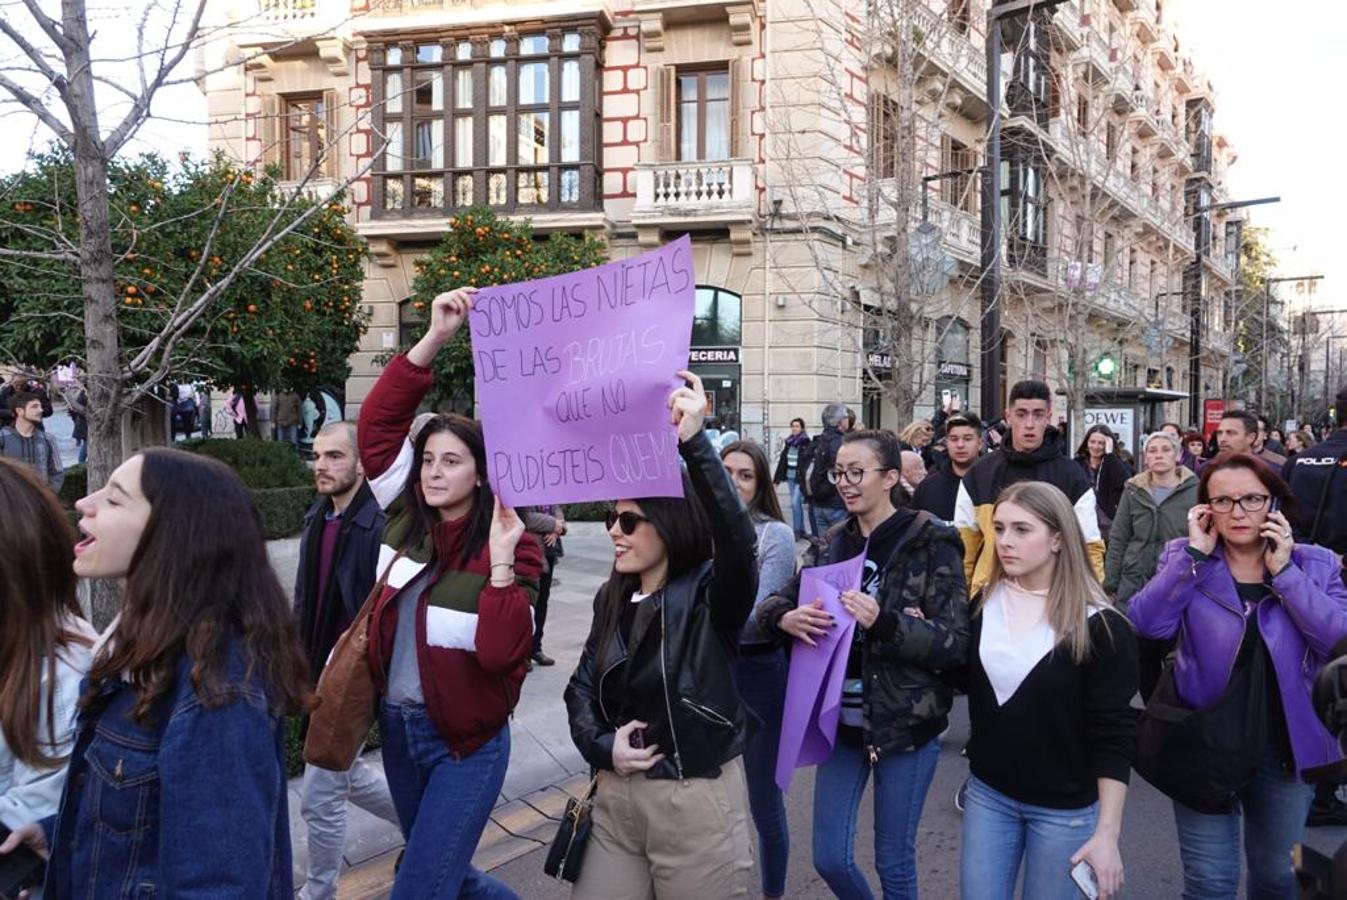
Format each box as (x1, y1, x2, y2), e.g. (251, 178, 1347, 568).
(1185, 195, 1279, 424)
(1260, 274, 1324, 411)
(980, 0, 1066, 424)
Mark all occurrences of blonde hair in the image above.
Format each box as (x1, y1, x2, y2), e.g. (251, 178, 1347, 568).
(899, 419, 933, 445)
(981, 481, 1114, 663)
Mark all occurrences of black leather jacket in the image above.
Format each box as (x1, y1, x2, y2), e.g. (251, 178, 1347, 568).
(564, 430, 758, 780)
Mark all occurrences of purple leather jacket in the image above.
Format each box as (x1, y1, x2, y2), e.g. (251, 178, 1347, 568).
(1129, 537, 1347, 778)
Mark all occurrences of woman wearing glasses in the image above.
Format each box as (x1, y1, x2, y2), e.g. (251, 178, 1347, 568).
(756, 430, 969, 899)
(564, 370, 760, 898)
(1129, 452, 1347, 899)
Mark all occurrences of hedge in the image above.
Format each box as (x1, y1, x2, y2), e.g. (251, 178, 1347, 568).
(563, 501, 611, 522)
(182, 438, 312, 489)
(253, 485, 318, 538)
(283, 716, 383, 779)
(59, 464, 87, 506)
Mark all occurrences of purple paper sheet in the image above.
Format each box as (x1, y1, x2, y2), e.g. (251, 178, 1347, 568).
(468, 236, 695, 506)
(775, 545, 868, 793)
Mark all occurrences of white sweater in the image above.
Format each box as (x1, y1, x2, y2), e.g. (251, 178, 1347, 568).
(0, 619, 96, 829)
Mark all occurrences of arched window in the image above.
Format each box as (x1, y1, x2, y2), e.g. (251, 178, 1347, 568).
(693, 285, 742, 347)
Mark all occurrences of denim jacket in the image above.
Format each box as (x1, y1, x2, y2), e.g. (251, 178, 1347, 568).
(42, 646, 292, 898)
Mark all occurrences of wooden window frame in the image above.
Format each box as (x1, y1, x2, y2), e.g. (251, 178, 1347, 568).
(372, 22, 604, 217)
(675, 65, 733, 162)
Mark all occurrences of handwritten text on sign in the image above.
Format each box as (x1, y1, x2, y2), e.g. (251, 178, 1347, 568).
(469, 236, 695, 506)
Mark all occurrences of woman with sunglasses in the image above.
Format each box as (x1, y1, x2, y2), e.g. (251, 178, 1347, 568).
(1129, 452, 1347, 899)
(565, 369, 759, 898)
(756, 429, 969, 899)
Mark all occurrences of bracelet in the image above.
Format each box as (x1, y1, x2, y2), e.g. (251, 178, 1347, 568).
(490, 563, 514, 570)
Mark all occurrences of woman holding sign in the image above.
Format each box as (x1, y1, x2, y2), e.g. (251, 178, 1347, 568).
(564, 369, 760, 898)
(358, 288, 544, 900)
(756, 429, 970, 900)
(958, 481, 1136, 900)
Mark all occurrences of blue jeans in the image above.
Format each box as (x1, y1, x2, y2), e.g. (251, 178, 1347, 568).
(959, 774, 1098, 900)
(789, 483, 808, 537)
(1172, 750, 1313, 900)
(814, 504, 848, 535)
(379, 702, 517, 900)
(813, 737, 940, 900)
(735, 649, 791, 897)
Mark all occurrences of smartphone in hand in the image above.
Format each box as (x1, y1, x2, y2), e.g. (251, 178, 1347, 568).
(0, 825, 45, 900)
(1265, 497, 1281, 553)
(1070, 860, 1099, 899)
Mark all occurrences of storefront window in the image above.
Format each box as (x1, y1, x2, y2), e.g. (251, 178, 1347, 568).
(691, 286, 742, 433)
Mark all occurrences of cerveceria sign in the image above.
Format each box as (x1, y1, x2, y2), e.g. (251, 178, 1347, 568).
(690, 347, 740, 364)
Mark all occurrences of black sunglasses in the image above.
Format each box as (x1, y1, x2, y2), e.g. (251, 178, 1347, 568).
(605, 510, 651, 535)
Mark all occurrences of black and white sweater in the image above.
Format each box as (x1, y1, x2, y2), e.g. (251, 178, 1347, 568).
(965, 603, 1138, 810)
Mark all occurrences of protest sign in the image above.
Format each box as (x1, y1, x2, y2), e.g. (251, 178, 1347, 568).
(468, 235, 695, 506)
(775, 546, 868, 793)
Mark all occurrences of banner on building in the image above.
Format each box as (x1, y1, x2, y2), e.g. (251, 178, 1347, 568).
(1203, 399, 1226, 442)
(470, 236, 695, 506)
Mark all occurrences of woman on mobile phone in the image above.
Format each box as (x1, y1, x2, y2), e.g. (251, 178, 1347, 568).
(1074, 425, 1133, 542)
(1129, 452, 1347, 898)
(757, 429, 969, 900)
(0, 461, 96, 882)
(1, 449, 311, 897)
(959, 481, 1137, 900)
(564, 370, 759, 898)
(721, 439, 797, 899)
(358, 289, 544, 899)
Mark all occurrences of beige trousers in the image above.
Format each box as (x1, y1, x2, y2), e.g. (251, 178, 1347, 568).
(570, 755, 754, 900)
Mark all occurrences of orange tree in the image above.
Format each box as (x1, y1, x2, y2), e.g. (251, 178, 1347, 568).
(0, 149, 367, 414)
(395, 205, 607, 410)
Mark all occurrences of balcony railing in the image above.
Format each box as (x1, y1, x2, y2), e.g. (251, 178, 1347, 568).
(276, 178, 342, 204)
(260, 0, 316, 19)
(908, 3, 988, 108)
(632, 159, 754, 224)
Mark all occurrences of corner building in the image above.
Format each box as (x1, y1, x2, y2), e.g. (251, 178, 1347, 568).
(201, 0, 1242, 444)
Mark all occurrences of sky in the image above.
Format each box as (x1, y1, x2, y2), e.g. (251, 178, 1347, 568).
(0, 0, 1342, 315)
(1169, 0, 1346, 314)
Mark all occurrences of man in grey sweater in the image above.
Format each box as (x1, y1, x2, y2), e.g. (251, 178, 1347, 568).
(0, 392, 64, 491)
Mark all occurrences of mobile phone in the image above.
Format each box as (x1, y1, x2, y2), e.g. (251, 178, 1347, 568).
(1265, 497, 1281, 553)
(1070, 859, 1100, 899)
(628, 727, 646, 750)
(0, 825, 45, 900)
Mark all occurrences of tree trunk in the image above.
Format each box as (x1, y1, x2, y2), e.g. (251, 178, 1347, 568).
(65, 0, 125, 629)
(243, 390, 263, 438)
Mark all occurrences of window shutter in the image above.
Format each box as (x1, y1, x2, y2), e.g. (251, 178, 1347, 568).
(258, 94, 281, 172)
(727, 58, 740, 159)
(655, 65, 676, 162)
(322, 89, 339, 179)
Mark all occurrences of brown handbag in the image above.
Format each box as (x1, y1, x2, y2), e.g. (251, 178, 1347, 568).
(302, 554, 400, 771)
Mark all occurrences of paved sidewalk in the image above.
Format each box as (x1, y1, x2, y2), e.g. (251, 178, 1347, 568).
(268, 522, 616, 897)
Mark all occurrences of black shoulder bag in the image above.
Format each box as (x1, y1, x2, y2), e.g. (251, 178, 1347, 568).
(1133, 630, 1269, 814)
(543, 773, 599, 883)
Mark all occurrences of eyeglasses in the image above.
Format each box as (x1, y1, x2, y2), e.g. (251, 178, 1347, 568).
(826, 467, 891, 486)
(1208, 493, 1270, 513)
(605, 510, 651, 535)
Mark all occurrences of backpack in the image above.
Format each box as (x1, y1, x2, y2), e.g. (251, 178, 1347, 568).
(805, 431, 842, 502)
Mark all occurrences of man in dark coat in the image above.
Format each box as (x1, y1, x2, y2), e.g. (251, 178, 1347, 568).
(293, 421, 399, 899)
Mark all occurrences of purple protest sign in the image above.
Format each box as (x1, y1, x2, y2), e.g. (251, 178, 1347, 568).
(468, 235, 695, 506)
(775, 546, 868, 794)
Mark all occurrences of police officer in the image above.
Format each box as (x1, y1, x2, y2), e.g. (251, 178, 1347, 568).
(1285, 386, 1347, 828)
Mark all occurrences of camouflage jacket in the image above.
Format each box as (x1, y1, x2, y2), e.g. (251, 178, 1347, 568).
(757, 510, 970, 760)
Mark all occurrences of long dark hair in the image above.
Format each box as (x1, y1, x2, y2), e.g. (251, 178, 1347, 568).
(0, 460, 90, 767)
(1074, 424, 1118, 463)
(721, 440, 784, 522)
(399, 413, 493, 567)
(83, 449, 312, 722)
(593, 471, 712, 671)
